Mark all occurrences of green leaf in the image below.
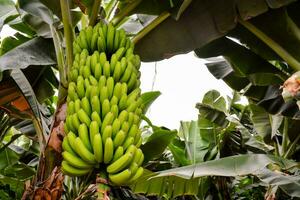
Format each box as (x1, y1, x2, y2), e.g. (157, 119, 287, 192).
(202, 90, 227, 113)
(135, 0, 295, 61)
(196, 104, 228, 128)
(195, 37, 286, 79)
(249, 104, 272, 143)
(132, 154, 297, 198)
(0, 37, 56, 71)
(141, 127, 177, 163)
(0, 148, 19, 170)
(19, 0, 54, 25)
(168, 137, 191, 166)
(140, 91, 161, 114)
(0, 0, 17, 31)
(257, 169, 300, 197)
(0, 33, 31, 56)
(154, 154, 296, 179)
(206, 60, 250, 91)
(130, 170, 200, 198)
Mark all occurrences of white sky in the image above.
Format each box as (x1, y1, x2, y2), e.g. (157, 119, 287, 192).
(140, 53, 231, 129)
(1, 25, 232, 130)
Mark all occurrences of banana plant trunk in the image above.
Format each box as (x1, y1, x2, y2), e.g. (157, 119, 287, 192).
(22, 101, 67, 200)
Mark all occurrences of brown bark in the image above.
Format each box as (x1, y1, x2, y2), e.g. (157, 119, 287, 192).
(23, 102, 67, 200)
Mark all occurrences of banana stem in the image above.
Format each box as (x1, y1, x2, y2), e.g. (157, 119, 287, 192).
(111, 0, 142, 26)
(105, 0, 118, 21)
(132, 11, 170, 44)
(283, 131, 300, 159)
(89, 0, 102, 26)
(50, 25, 68, 89)
(238, 18, 300, 71)
(96, 171, 111, 200)
(60, 0, 74, 77)
(281, 117, 289, 156)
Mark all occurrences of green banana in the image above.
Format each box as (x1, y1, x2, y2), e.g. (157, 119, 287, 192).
(62, 151, 92, 169)
(104, 137, 114, 164)
(112, 146, 124, 162)
(78, 123, 92, 152)
(118, 95, 128, 111)
(90, 86, 99, 99)
(62, 137, 76, 156)
(101, 112, 114, 133)
(67, 131, 77, 151)
(129, 162, 139, 175)
(115, 47, 125, 61)
(113, 130, 126, 147)
(127, 73, 137, 92)
(110, 96, 119, 106)
(89, 121, 99, 147)
(110, 54, 117, 73)
(120, 62, 133, 83)
(76, 79, 85, 98)
(113, 30, 120, 52)
(67, 101, 75, 115)
(128, 124, 138, 138)
(78, 109, 91, 126)
(118, 110, 128, 124)
(100, 86, 109, 103)
(81, 97, 91, 116)
(66, 116, 76, 133)
(91, 111, 102, 126)
(113, 83, 122, 99)
(98, 75, 106, 90)
(83, 65, 91, 79)
(127, 112, 134, 127)
(91, 95, 101, 114)
(103, 61, 111, 77)
(62, 161, 91, 177)
(110, 105, 119, 119)
(97, 37, 106, 52)
(101, 99, 110, 118)
(112, 118, 121, 137)
(123, 137, 134, 150)
(89, 75, 98, 86)
(71, 113, 81, 130)
(128, 167, 143, 183)
(93, 134, 103, 163)
(86, 26, 93, 49)
(106, 77, 114, 99)
(106, 23, 115, 53)
(91, 31, 98, 52)
(102, 125, 112, 142)
(121, 121, 130, 134)
(74, 137, 96, 164)
(107, 152, 133, 173)
(99, 52, 107, 67)
(113, 61, 122, 81)
(94, 63, 102, 79)
(109, 169, 131, 185)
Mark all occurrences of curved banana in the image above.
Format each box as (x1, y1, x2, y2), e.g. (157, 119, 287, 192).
(109, 169, 131, 185)
(93, 134, 103, 163)
(107, 152, 133, 174)
(61, 161, 91, 177)
(104, 137, 114, 164)
(62, 151, 92, 169)
(74, 137, 96, 164)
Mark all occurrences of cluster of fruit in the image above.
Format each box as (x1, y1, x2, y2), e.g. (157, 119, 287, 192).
(62, 22, 144, 186)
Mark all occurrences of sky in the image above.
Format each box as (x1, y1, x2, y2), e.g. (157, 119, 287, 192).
(1, 25, 232, 130)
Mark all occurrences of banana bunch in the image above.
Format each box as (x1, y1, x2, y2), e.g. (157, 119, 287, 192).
(62, 22, 144, 186)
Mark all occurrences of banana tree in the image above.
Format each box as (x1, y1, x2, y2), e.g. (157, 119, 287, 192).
(131, 90, 300, 199)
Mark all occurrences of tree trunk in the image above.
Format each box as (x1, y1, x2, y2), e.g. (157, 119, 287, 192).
(22, 102, 67, 200)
